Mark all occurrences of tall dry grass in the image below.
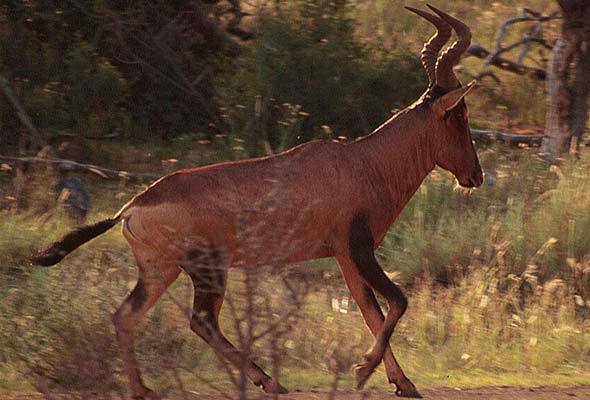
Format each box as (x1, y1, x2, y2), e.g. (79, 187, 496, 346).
(1, 147, 590, 396)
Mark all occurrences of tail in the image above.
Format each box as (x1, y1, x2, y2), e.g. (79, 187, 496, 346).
(31, 217, 121, 266)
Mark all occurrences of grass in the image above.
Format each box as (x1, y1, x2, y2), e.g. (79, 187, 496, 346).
(1, 145, 590, 397)
(3, 366, 590, 396)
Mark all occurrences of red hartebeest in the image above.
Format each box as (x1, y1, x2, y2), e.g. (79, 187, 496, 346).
(32, 4, 482, 399)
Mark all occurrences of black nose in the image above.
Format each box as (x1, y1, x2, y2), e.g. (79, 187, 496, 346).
(469, 171, 484, 187)
(459, 170, 484, 188)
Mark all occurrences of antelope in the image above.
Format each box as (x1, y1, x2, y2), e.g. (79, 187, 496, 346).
(32, 4, 482, 399)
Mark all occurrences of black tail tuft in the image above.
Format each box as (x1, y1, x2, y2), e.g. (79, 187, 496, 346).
(31, 218, 120, 266)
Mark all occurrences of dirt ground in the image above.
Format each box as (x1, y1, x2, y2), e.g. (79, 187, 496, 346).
(285, 386, 590, 400)
(302, 386, 590, 399)
(3, 386, 590, 400)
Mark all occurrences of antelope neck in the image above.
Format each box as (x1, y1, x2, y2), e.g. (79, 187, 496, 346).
(350, 105, 436, 206)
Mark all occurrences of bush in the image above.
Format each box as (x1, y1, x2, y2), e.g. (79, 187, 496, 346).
(219, 0, 425, 154)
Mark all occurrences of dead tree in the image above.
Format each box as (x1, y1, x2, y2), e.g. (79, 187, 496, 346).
(542, 1, 590, 160)
(465, 3, 590, 161)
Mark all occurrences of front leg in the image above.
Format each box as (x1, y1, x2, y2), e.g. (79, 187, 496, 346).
(337, 256, 420, 397)
(341, 214, 418, 396)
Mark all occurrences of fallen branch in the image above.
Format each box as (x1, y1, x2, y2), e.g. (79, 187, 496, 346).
(0, 155, 159, 182)
(471, 129, 590, 146)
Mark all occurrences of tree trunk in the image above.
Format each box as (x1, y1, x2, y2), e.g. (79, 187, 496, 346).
(540, 0, 590, 162)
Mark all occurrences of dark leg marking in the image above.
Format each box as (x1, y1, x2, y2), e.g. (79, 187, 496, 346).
(179, 247, 287, 394)
(130, 280, 147, 312)
(349, 213, 375, 266)
(349, 213, 408, 312)
(180, 247, 227, 299)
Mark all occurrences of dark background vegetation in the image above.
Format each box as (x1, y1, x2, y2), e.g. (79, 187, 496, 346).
(0, 0, 427, 149)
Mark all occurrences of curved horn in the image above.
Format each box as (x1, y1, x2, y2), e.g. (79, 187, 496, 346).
(405, 6, 452, 86)
(427, 4, 472, 89)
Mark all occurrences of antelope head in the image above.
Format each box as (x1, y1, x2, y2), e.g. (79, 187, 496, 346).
(408, 4, 484, 188)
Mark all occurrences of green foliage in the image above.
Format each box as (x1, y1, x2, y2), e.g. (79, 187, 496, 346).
(0, 1, 228, 144)
(0, 0, 559, 151)
(219, 0, 425, 152)
(62, 44, 129, 136)
(0, 24, 129, 141)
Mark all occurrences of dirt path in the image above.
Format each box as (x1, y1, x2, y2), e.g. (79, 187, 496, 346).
(285, 386, 590, 399)
(3, 386, 590, 400)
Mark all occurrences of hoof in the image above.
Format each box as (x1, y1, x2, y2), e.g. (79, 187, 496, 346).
(395, 381, 422, 398)
(262, 378, 289, 394)
(353, 362, 376, 390)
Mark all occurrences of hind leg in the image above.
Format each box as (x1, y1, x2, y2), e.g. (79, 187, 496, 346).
(184, 261, 287, 394)
(113, 259, 181, 399)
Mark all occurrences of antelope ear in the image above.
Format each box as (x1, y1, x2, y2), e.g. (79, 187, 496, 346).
(432, 80, 477, 117)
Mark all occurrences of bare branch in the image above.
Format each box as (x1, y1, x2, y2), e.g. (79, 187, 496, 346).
(466, 44, 547, 80)
(466, 8, 561, 82)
